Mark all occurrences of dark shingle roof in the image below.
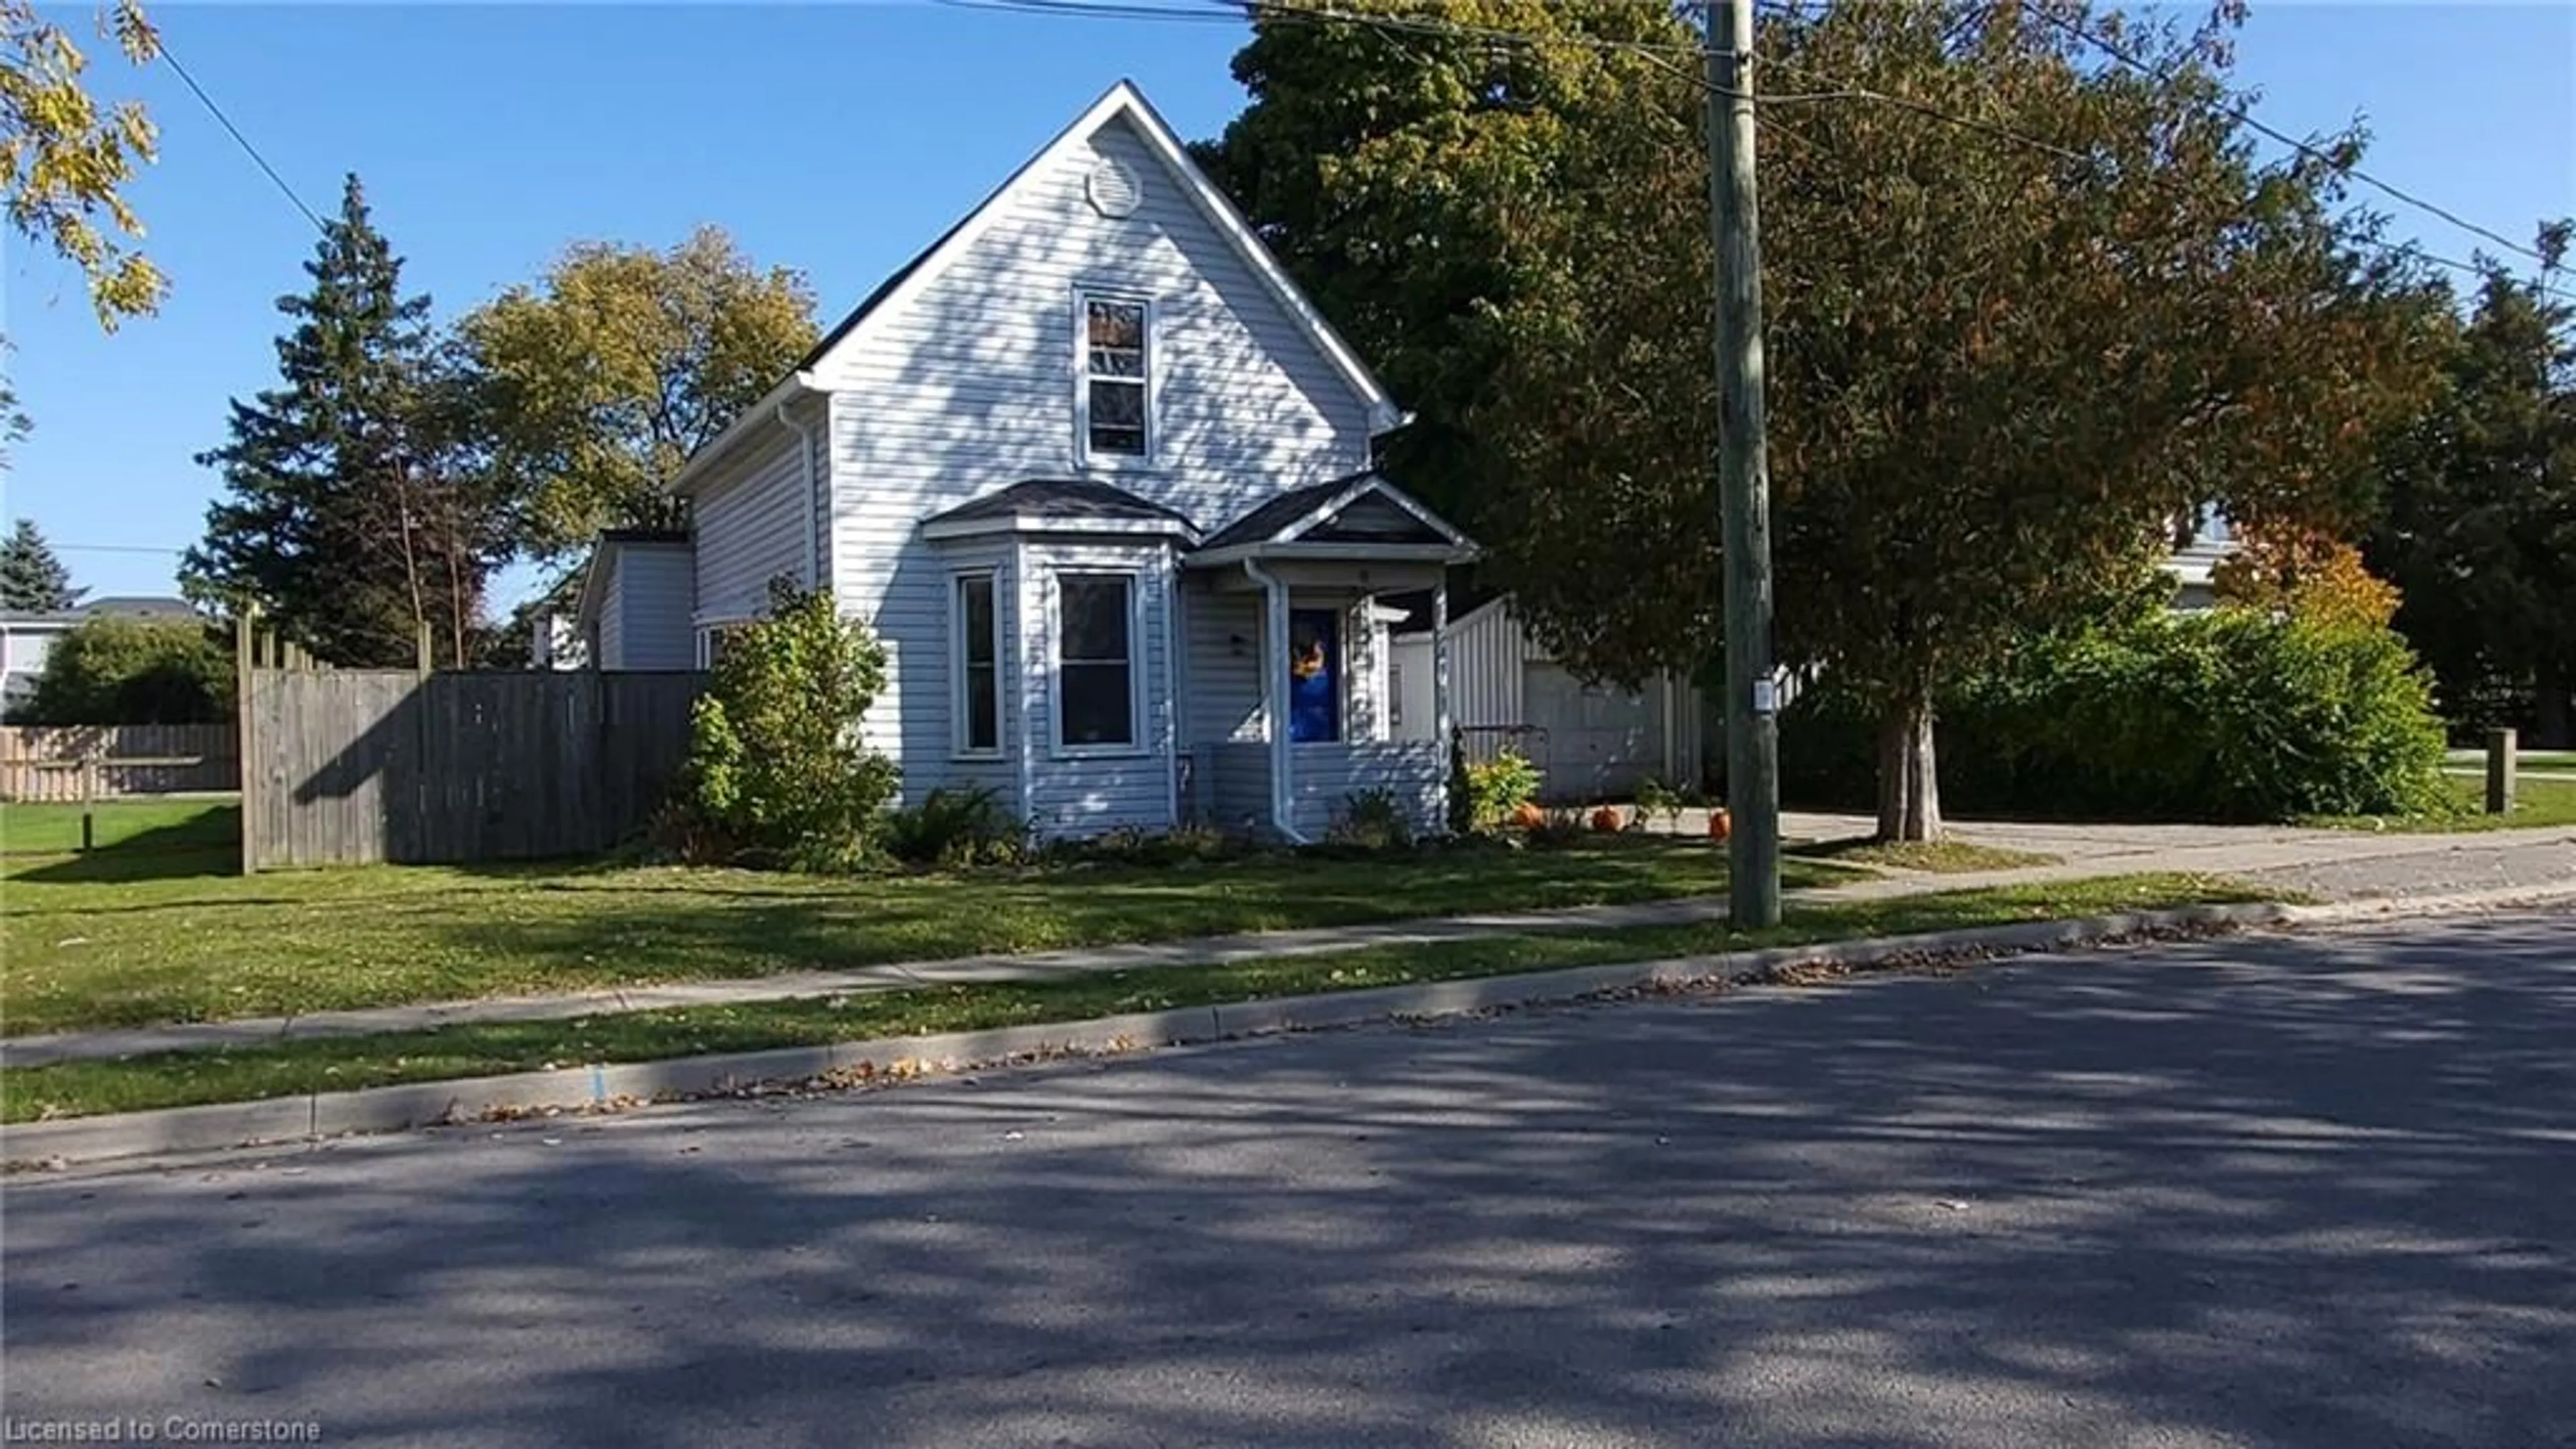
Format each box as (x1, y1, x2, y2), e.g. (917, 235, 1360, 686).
(1197, 474, 1364, 553)
(792, 222, 963, 374)
(925, 478, 1197, 530)
(80, 595, 198, 619)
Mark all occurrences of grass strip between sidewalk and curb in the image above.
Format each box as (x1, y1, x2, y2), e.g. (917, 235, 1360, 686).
(1786, 838, 2060, 873)
(1, 873, 2272, 1124)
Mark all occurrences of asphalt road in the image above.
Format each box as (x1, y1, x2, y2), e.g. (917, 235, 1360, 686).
(5, 911, 2572, 1448)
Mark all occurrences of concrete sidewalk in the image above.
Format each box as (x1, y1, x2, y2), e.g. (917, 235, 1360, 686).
(5, 812, 2568, 1070)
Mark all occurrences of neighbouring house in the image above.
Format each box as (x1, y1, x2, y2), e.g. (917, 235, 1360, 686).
(578, 80, 1475, 841)
(0, 595, 199, 716)
(2165, 505, 2238, 611)
(571, 529, 693, 672)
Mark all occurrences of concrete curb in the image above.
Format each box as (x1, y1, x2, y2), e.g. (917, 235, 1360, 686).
(7, 888, 2559, 1171)
(2279, 879, 2576, 924)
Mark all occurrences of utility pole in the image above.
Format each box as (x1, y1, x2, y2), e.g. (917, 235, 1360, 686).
(1706, 0, 1782, 928)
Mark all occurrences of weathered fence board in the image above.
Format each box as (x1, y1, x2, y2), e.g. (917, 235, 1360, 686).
(0, 724, 240, 800)
(240, 670, 702, 870)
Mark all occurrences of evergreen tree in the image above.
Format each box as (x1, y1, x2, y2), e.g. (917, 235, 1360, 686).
(182, 174, 498, 666)
(0, 518, 83, 611)
(2370, 265, 2576, 745)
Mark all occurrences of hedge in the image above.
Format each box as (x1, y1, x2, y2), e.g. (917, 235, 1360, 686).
(1780, 609, 2451, 822)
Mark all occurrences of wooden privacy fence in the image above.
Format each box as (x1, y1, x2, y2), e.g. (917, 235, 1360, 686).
(238, 666, 705, 870)
(0, 723, 240, 800)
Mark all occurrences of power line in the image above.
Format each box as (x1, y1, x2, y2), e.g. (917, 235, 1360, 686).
(934, 0, 1246, 21)
(50, 543, 186, 555)
(939, 0, 2573, 298)
(2008, 0, 2556, 268)
(154, 32, 326, 234)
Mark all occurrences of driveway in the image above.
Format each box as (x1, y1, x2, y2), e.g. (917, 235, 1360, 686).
(4, 911, 2571, 1447)
(1779, 808, 2576, 903)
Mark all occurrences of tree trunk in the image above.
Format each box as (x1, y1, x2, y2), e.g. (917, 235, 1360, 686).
(2536, 662, 2573, 750)
(1875, 690, 1941, 841)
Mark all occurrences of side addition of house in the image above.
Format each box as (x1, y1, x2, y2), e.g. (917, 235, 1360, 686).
(580, 80, 1475, 841)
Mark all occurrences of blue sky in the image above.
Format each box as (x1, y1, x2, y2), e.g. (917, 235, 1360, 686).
(6, 2, 2571, 608)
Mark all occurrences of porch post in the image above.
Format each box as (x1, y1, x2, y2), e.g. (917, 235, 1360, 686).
(1433, 580, 1452, 820)
(1249, 561, 1299, 842)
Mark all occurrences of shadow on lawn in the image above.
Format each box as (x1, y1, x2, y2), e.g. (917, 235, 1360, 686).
(414, 842, 1746, 981)
(4, 915, 2571, 1445)
(4, 806, 241, 885)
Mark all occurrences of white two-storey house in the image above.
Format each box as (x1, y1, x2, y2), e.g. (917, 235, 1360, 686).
(578, 80, 1473, 841)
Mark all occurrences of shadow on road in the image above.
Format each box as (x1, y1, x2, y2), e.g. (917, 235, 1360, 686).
(5, 914, 2572, 1447)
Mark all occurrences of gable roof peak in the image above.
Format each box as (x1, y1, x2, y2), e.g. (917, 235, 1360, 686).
(802, 78, 1402, 430)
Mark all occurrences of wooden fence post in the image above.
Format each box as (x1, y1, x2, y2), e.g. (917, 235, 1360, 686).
(2487, 727, 2518, 816)
(235, 607, 260, 875)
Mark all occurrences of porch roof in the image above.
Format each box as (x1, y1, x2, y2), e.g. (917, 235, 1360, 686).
(920, 478, 1201, 543)
(1190, 471, 1475, 567)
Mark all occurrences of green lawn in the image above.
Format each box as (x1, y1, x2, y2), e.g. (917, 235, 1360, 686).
(0, 798, 239, 859)
(0, 872, 2271, 1123)
(1788, 837, 2059, 873)
(2, 799, 1860, 1038)
(2306, 775, 2576, 833)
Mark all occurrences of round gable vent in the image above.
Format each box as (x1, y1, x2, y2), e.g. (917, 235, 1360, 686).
(1087, 156, 1144, 219)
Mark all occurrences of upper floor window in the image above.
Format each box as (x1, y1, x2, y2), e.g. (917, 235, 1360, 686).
(1081, 294, 1149, 461)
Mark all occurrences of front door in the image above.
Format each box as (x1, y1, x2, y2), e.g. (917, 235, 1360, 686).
(1288, 608, 1341, 743)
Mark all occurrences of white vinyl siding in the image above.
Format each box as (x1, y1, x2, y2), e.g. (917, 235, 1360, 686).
(1183, 582, 1264, 747)
(810, 111, 1375, 828)
(596, 574, 625, 669)
(693, 431, 810, 627)
(1290, 741, 1446, 840)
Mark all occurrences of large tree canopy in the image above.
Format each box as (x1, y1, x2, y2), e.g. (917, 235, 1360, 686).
(1194, 0, 1691, 528)
(3, 0, 162, 326)
(1203, 0, 2447, 838)
(454, 227, 818, 562)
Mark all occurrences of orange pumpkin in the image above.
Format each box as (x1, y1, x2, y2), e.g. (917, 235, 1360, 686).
(1589, 806, 1622, 833)
(1509, 802, 1547, 830)
(1707, 808, 1733, 842)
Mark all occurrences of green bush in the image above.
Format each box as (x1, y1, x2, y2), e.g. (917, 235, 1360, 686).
(13, 615, 231, 725)
(883, 786, 1027, 869)
(1461, 750, 1544, 832)
(1781, 609, 2450, 823)
(1633, 775, 1689, 830)
(677, 579, 900, 870)
(1327, 786, 1415, 851)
